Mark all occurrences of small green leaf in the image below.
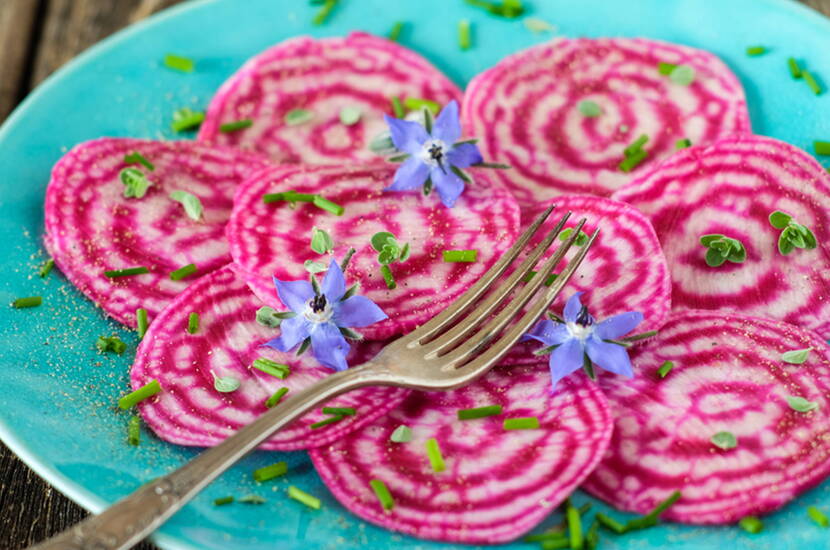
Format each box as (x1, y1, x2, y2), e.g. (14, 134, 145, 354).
(786, 395, 819, 412)
(778, 232, 795, 255)
(669, 65, 696, 85)
(788, 228, 807, 248)
(727, 243, 746, 263)
(169, 190, 204, 221)
(769, 210, 792, 229)
(705, 247, 727, 267)
(368, 132, 395, 154)
(390, 425, 412, 443)
(377, 248, 397, 265)
(577, 100, 602, 117)
(120, 168, 153, 199)
(212, 372, 240, 393)
(781, 347, 812, 364)
(310, 227, 334, 254)
(700, 234, 725, 246)
(371, 232, 395, 252)
(423, 177, 433, 196)
(255, 306, 282, 328)
(399, 242, 411, 262)
(802, 226, 817, 249)
(710, 431, 737, 450)
(304, 260, 328, 273)
(559, 228, 588, 246)
(284, 109, 313, 125)
(339, 106, 361, 126)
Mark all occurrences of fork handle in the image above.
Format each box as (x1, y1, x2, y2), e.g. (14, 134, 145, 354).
(28, 363, 383, 550)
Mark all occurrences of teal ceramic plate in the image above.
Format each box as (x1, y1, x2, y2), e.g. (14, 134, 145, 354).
(1, 0, 828, 548)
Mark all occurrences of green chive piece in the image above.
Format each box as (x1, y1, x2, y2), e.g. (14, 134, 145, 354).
(171, 107, 205, 132)
(120, 167, 153, 199)
(669, 65, 696, 86)
(624, 134, 649, 156)
(504, 417, 540, 430)
(262, 190, 316, 204)
(619, 148, 648, 172)
(284, 109, 314, 125)
(252, 357, 290, 379)
(163, 53, 195, 73)
(596, 513, 626, 534)
(711, 431, 738, 450)
(238, 494, 266, 505)
(739, 516, 763, 534)
(443, 249, 478, 263)
(788, 57, 803, 79)
(803, 70, 823, 95)
(403, 97, 441, 115)
(625, 490, 682, 531)
(782, 347, 813, 364)
(313, 195, 345, 216)
(458, 19, 472, 51)
(96, 335, 127, 354)
(541, 539, 569, 550)
(524, 531, 568, 543)
(523, 16, 556, 34)
(425, 437, 446, 472)
(339, 106, 361, 126)
(786, 395, 819, 412)
(12, 296, 41, 308)
(322, 407, 356, 416)
(219, 119, 253, 133)
(310, 415, 345, 429)
(388, 21, 405, 42)
(746, 46, 767, 56)
(465, 0, 525, 18)
(288, 486, 321, 509)
(458, 405, 503, 420)
(187, 312, 199, 334)
(657, 360, 674, 378)
(808, 505, 830, 527)
(212, 371, 239, 393)
(136, 308, 149, 339)
(128, 415, 141, 446)
(657, 61, 677, 75)
(124, 152, 155, 171)
(105, 266, 149, 278)
(252, 461, 288, 482)
(265, 387, 289, 408)
(169, 263, 198, 281)
(675, 138, 692, 149)
(118, 379, 161, 409)
(370, 479, 395, 511)
(38, 258, 55, 278)
(213, 496, 234, 506)
(311, 0, 338, 25)
(559, 227, 589, 246)
(390, 425, 413, 443)
(814, 141, 830, 156)
(585, 520, 600, 550)
(566, 501, 583, 550)
(380, 265, 396, 289)
(169, 190, 204, 221)
(578, 100, 602, 118)
(391, 96, 405, 118)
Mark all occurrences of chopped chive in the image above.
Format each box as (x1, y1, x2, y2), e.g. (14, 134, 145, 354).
(163, 53, 195, 73)
(310, 415, 345, 429)
(136, 308, 149, 339)
(251, 357, 290, 379)
(657, 360, 674, 378)
(522, 271, 557, 286)
(675, 138, 692, 149)
(746, 46, 767, 56)
(370, 479, 395, 511)
(380, 265, 396, 289)
(738, 515, 763, 534)
(312, 195, 345, 216)
(284, 108, 314, 125)
(657, 61, 677, 75)
(262, 190, 316, 204)
(457, 405, 502, 420)
(503, 417, 540, 430)
(443, 249, 478, 263)
(252, 461, 288, 482)
(524, 531, 568, 543)
(38, 258, 55, 278)
(12, 296, 41, 308)
(541, 540, 569, 550)
(619, 148, 648, 172)
(339, 106, 361, 126)
(624, 134, 649, 156)
(213, 496, 234, 506)
(390, 425, 413, 443)
(388, 21, 405, 42)
(171, 107, 205, 132)
(808, 505, 829, 527)
(577, 100, 602, 118)
(425, 437, 446, 472)
(128, 415, 141, 446)
(219, 119, 253, 133)
(585, 521, 600, 550)
(96, 335, 127, 354)
(814, 141, 830, 156)
(322, 407, 356, 416)
(238, 494, 266, 505)
(118, 379, 161, 409)
(123, 152, 155, 171)
(458, 19, 472, 51)
(523, 17, 556, 34)
(187, 312, 199, 334)
(566, 501, 583, 550)
(803, 70, 823, 95)
(629, 490, 682, 529)
(391, 96, 405, 118)
(169, 263, 198, 281)
(596, 513, 626, 534)
(105, 266, 149, 278)
(288, 486, 321, 509)
(265, 387, 289, 408)
(404, 97, 441, 115)
(311, 0, 338, 25)
(788, 57, 802, 79)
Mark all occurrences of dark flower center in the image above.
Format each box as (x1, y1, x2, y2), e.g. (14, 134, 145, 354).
(575, 305, 593, 327)
(310, 294, 328, 313)
(428, 143, 444, 161)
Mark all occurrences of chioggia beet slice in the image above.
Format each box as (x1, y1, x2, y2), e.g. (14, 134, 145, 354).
(310, 361, 613, 543)
(461, 37, 750, 207)
(506, 194, 671, 364)
(227, 164, 520, 341)
(582, 310, 830, 524)
(43, 138, 271, 327)
(198, 32, 463, 164)
(131, 265, 409, 451)
(613, 134, 830, 340)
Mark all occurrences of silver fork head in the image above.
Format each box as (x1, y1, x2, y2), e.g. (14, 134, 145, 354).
(371, 209, 599, 391)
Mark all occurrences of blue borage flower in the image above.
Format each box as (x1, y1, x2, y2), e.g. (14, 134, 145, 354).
(524, 292, 644, 391)
(265, 259, 387, 371)
(383, 100, 485, 208)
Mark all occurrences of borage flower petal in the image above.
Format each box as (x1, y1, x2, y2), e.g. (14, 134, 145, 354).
(311, 322, 351, 372)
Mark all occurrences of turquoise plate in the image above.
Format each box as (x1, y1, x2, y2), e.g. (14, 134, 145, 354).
(0, 0, 828, 548)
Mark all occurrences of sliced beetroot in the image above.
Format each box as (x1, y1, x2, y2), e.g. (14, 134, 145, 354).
(613, 134, 830, 340)
(198, 32, 463, 164)
(43, 138, 271, 327)
(310, 361, 612, 543)
(461, 37, 750, 207)
(131, 265, 409, 451)
(582, 309, 830, 524)
(227, 164, 520, 341)
(505, 194, 671, 364)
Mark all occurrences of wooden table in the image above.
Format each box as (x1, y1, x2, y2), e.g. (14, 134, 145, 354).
(1, 0, 829, 548)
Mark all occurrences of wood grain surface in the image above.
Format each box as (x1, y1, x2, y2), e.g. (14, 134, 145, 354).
(0, 0, 829, 548)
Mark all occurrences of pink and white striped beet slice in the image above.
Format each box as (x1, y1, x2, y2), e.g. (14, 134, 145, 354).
(131, 265, 409, 451)
(43, 138, 271, 327)
(462, 37, 750, 207)
(227, 164, 520, 341)
(505, 194, 671, 364)
(613, 134, 830, 340)
(198, 32, 462, 164)
(583, 309, 830, 524)
(310, 362, 612, 543)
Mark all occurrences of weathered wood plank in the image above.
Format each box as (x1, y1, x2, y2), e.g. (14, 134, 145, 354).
(0, 0, 41, 121)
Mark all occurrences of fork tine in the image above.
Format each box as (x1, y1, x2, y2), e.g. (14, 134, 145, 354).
(434, 218, 588, 367)
(401, 205, 555, 345)
(425, 211, 572, 354)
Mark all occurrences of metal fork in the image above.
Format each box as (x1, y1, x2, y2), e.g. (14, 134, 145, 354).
(30, 206, 598, 550)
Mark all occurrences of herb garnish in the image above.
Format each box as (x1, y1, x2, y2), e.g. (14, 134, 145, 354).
(265, 387, 289, 408)
(339, 107, 361, 126)
(219, 119, 253, 133)
(619, 134, 649, 172)
(768, 211, 817, 255)
(458, 19, 472, 50)
(212, 372, 240, 393)
(136, 308, 149, 339)
(786, 395, 819, 412)
(123, 152, 155, 171)
(11, 296, 41, 308)
(171, 107, 205, 132)
(710, 431, 738, 450)
(128, 416, 141, 446)
(371, 231, 411, 289)
(251, 357, 290, 379)
(163, 54, 195, 73)
(465, 0, 524, 18)
(425, 437, 446, 472)
(388, 21, 405, 42)
(120, 168, 153, 198)
(390, 425, 413, 443)
(370, 479, 395, 511)
(700, 234, 746, 267)
(288, 486, 321, 509)
(169, 263, 198, 281)
(169, 190, 204, 221)
(503, 417, 539, 430)
(105, 266, 150, 278)
(746, 46, 767, 56)
(118, 379, 161, 409)
(284, 109, 314, 126)
(781, 347, 812, 364)
(252, 461, 288, 482)
(739, 516, 763, 533)
(458, 405, 502, 420)
(187, 312, 199, 334)
(443, 249, 478, 263)
(97, 335, 127, 354)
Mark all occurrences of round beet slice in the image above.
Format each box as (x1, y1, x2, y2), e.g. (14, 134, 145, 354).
(506, 194, 671, 364)
(43, 138, 271, 327)
(310, 361, 612, 543)
(198, 32, 462, 164)
(227, 164, 520, 341)
(613, 134, 830, 340)
(583, 309, 830, 524)
(131, 265, 409, 451)
(462, 37, 750, 207)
